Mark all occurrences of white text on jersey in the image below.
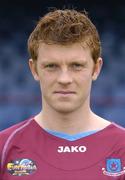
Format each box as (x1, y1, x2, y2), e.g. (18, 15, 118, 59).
(57, 146, 87, 153)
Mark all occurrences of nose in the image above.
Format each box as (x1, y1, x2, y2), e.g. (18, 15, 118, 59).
(57, 69, 73, 85)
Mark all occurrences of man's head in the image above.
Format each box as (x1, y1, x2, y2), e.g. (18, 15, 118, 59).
(28, 9, 102, 114)
(28, 9, 101, 64)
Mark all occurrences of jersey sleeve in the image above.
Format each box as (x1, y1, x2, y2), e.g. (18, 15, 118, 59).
(0, 130, 10, 178)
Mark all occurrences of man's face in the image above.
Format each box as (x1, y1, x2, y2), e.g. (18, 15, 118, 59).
(29, 43, 102, 113)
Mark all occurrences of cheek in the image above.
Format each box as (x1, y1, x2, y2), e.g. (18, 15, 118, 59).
(39, 72, 56, 89)
(75, 71, 92, 83)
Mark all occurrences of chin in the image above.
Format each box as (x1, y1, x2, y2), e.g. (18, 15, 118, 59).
(52, 105, 78, 114)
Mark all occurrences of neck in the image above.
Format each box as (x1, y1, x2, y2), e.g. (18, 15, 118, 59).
(35, 107, 103, 135)
(35, 98, 111, 135)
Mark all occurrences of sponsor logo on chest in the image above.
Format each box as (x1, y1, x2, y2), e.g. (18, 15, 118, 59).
(57, 145, 87, 153)
(7, 158, 37, 176)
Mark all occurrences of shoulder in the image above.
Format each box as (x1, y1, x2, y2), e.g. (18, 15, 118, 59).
(111, 123, 125, 136)
(0, 118, 32, 136)
(109, 122, 125, 149)
(0, 118, 34, 153)
(105, 122, 125, 140)
(97, 122, 125, 153)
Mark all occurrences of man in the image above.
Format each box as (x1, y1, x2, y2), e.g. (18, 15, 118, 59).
(0, 9, 125, 180)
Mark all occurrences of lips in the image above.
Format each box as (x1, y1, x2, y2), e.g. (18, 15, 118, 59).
(54, 91, 76, 94)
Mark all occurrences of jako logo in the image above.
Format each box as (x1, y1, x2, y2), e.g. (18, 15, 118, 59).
(57, 146, 87, 153)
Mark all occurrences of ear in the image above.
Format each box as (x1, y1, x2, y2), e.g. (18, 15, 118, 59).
(29, 59, 39, 81)
(92, 57, 103, 81)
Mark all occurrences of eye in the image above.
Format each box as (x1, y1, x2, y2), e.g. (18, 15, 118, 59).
(44, 63, 58, 70)
(70, 63, 84, 70)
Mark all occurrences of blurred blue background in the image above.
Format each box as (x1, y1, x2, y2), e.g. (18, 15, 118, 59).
(0, 0, 125, 130)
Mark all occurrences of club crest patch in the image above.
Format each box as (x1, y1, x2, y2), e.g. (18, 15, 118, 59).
(7, 158, 37, 176)
(102, 158, 125, 177)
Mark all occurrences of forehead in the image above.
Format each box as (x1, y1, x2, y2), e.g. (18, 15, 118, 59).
(37, 43, 92, 63)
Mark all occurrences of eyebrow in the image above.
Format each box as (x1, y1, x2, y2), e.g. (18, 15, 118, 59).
(40, 59, 87, 65)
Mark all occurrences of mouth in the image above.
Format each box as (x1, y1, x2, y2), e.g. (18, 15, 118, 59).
(54, 91, 76, 95)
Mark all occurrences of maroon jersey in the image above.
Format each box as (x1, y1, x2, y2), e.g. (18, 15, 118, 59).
(0, 118, 125, 180)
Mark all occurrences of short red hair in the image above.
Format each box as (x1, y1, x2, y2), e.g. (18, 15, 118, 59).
(28, 9, 101, 63)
